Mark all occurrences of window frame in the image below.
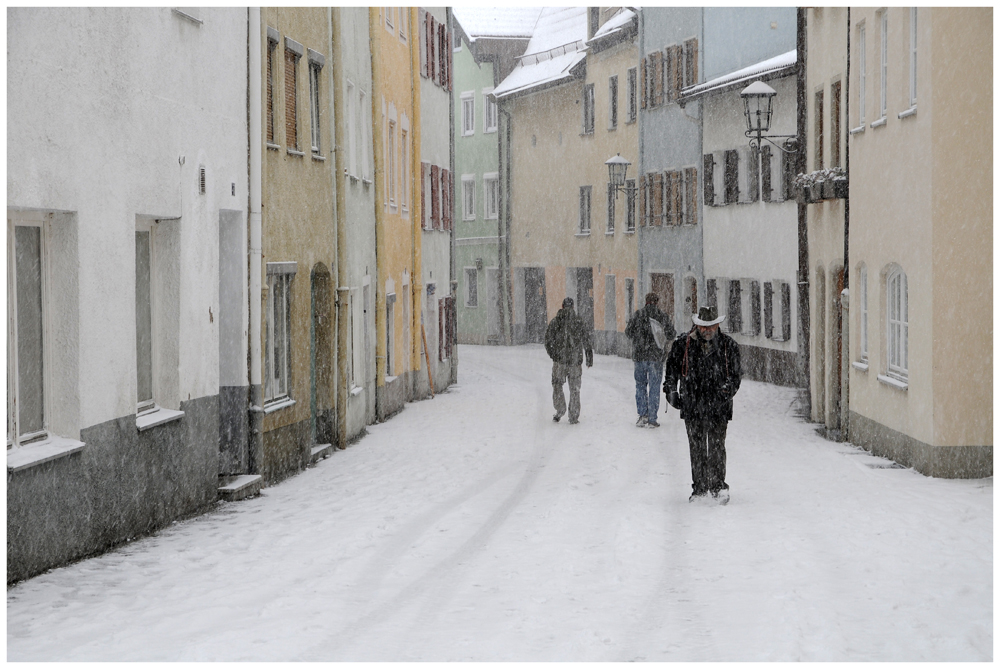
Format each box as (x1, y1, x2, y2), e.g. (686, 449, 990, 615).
(626, 67, 637, 123)
(582, 83, 595, 135)
(483, 172, 499, 220)
(387, 119, 397, 208)
(284, 43, 301, 152)
(879, 9, 888, 120)
(462, 174, 476, 221)
(465, 267, 479, 308)
(483, 88, 497, 134)
(859, 264, 869, 362)
(886, 266, 908, 379)
(579, 185, 592, 234)
(857, 21, 866, 125)
(608, 74, 618, 130)
(461, 91, 475, 136)
(264, 265, 295, 404)
(308, 60, 322, 154)
(908, 7, 917, 108)
(400, 125, 409, 213)
(135, 224, 156, 415)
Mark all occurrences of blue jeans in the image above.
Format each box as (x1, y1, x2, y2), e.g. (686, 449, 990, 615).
(634, 360, 664, 421)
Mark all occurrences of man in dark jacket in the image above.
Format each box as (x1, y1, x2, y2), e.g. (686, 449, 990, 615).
(625, 292, 675, 427)
(544, 297, 593, 424)
(664, 305, 742, 503)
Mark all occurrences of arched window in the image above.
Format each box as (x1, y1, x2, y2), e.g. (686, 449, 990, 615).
(886, 266, 908, 378)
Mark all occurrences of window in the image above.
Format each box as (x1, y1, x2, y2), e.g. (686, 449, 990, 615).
(724, 150, 739, 204)
(135, 228, 154, 413)
(579, 186, 592, 234)
(879, 10, 888, 119)
(781, 150, 796, 200)
(760, 146, 773, 202)
(465, 267, 478, 308)
(858, 22, 867, 124)
(683, 166, 698, 224)
(886, 267, 907, 378)
(765, 281, 792, 341)
(399, 6, 407, 40)
(401, 127, 408, 211)
(748, 280, 761, 336)
(627, 67, 637, 122)
(360, 89, 371, 181)
(347, 81, 357, 177)
(831, 81, 842, 167)
(462, 175, 476, 220)
(606, 183, 616, 233)
(387, 120, 396, 206)
(309, 59, 322, 154)
(483, 89, 497, 133)
(859, 265, 869, 361)
(703, 154, 715, 206)
(385, 292, 395, 376)
(266, 33, 277, 144)
(284, 40, 302, 151)
(8, 222, 46, 443)
(608, 75, 618, 129)
(265, 264, 295, 403)
(461, 92, 475, 136)
(453, 27, 462, 51)
(484, 173, 499, 220)
(814, 90, 824, 170)
(583, 83, 595, 134)
(727, 280, 742, 333)
(908, 8, 917, 107)
(763, 282, 774, 339)
(625, 179, 636, 232)
(384, 7, 394, 30)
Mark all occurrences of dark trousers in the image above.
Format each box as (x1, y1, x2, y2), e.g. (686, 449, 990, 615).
(684, 419, 728, 495)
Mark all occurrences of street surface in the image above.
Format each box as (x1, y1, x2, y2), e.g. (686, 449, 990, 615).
(6, 344, 992, 661)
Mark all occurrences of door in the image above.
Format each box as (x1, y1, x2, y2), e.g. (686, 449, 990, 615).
(651, 272, 674, 325)
(310, 264, 333, 445)
(486, 267, 500, 342)
(524, 267, 547, 343)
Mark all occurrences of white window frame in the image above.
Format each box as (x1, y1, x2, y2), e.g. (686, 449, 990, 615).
(461, 91, 475, 136)
(7, 216, 48, 447)
(579, 185, 592, 234)
(361, 89, 371, 182)
(465, 267, 479, 308)
(135, 222, 157, 415)
(483, 172, 499, 220)
(879, 9, 888, 120)
(462, 174, 476, 220)
(265, 263, 295, 405)
(583, 83, 595, 134)
(387, 118, 397, 208)
(858, 22, 866, 126)
(483, 88, 497, 134)
(309, 61, 322, 154)
(859, 265, 869, 362)
(886, 266, 908, 380)
(908, 7, 917, 108)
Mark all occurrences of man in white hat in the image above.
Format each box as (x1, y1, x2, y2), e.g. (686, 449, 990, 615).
(663, 305, 742, 504)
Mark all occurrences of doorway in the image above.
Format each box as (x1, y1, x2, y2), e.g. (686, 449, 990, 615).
(311, 264, 333, 445)
(651, 272, 674, 325)
(524, 267, 547, 343)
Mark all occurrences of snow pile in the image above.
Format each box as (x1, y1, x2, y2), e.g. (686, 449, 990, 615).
(6, 345, 992, 661)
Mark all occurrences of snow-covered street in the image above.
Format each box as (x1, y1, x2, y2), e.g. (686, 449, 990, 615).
(6, 344, 992, 661)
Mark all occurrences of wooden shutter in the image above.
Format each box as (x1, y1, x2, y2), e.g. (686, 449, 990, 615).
(442, 168, 451, 230)
(652, 50, 664, 106)
(438, 22, 447, 86)
(724, 149, 739, 204)
(749, 147, 760, 202)
(430, 164, 440, 229)
(638, 174, 646, 225)
(684, 38, 698, 87)
(438, 298, 444, 360)
(670, 44, 683, 100)
(421, 162, 428, 229)
(266, 46, 274, 143)
(684, 166, 697, 225)
(761, 146, 772, 202)
(663, 171, 674, 226)
(652, 172, 663, 225)
(781, 282, 792, 341)
(703, 154, 715, 207)
(639, 57, 647, 110)
(707, 278, 717, 310)
(763, 282, 773, 338)
(285, 48, 297, 150)
(728, 280, 742, 332)
(448, 27, 454, 91)
(750, 280, 761, 335)
(419, 10, 427, 78)
(429, 15, 436, 84)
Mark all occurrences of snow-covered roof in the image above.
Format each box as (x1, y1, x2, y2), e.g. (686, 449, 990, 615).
(680, 49, 797, 102)
(451, 7, 541, 41)
(493, 7, 588, 100)
(588, 8, 636, 43)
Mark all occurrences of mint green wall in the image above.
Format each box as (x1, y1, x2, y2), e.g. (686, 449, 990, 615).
(454, 34, 502, 344)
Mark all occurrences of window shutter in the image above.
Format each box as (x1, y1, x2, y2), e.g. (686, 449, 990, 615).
(781, 282, 792, 341)
(684, 38, 698, 87)
(652, 172, 663, 226)
(638, 174, 646, 225)
(724, 149, 739, 204)
(707, 278, 717, 310)
(285, 48, 298, 149)
(438, 23, 446, 86)
(663, 171, 673, 226)
(442, 169, 451, 230)
(728, 280, 742, 332)
(684, 166, 697, 225)
(266, 46, 274, 143)
(703, 154, 715, 206)
(750, 280, 761, 335)
(663, 46, 674, 103)
(419, 9, 428, 78)
(749, 146, 760, 202)
(761, 146, 772, 202)
(653, 50, 664, 106)
(429, 15, 436, 83)
(438, 298, 444, 361)
(763, 282, 773, 338)
(431, 164, 440, 229)
(448, 28, 454, 91)
(639, 57, 647, 110)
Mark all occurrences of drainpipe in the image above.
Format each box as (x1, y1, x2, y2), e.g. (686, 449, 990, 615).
(637, 7, 644, 297)
(410, 7, 424, 397)
(796, 7, 811, 407)
(332, 8, 349, 450)
(247, 7, 264, 473)
(842, 7, 851, 438)
(370, 10, 387, 420)
(448, 8, 458, 386)
(498, 104, 513, 345)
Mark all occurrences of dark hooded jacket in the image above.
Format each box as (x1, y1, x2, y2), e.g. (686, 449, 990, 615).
(545, 307, 594, 366)
(625, 304, 674, 362)
(663, 328, 742, 421)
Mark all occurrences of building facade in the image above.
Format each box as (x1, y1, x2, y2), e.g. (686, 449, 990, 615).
(7, 7, 250, 582)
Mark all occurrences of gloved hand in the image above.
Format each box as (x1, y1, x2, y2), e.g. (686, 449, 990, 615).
(666, 390, 681, 410)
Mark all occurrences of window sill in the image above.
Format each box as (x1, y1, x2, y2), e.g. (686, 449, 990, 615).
(575, 232, 591, 238)
(462, 132, 475, 138)
(870, 117, 887, 129)
(136, 408, 185, 432)
(485, 128, 498, 134)
(266, 142, 281, 151)
(349, 174, 359, 183)
(624, 229, 636, 235)
(385, 375, 399, 384)
(362, 178, 372, 187)
(897, 106, 917, 119)
(852, 361, 870, 372)
(877, 373, 908, 391)
(849, 125, 865, 136)
(7, 435, 86, 473)
(485, 215, 499, 221)
(350, 385, 364, 397)
(287, 148, 306, 157)
(605, 230, 615, 236)
(263, 397, 296, 414)
(312, 152, 326, 161)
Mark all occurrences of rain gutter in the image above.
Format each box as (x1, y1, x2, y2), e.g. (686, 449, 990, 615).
(247, 7, 264, 473)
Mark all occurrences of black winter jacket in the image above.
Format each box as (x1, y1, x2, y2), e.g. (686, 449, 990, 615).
(545, 307, 594, 366)
(663, 328, 742, 421)
(625, 304, 674, 362)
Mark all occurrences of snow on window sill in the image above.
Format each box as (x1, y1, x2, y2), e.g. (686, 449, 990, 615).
(605, 230, 615, 236)
(852, 361, 869, 372)
(136, 408, 185, 432)
(266, 142, 281, 151)
(870, 116, 887, 129)
(263, 397, 296, 414)
(384, 375, 399, 384)
(897, 106, 917, 119)
(312, 152, 326, 161)
(877, 373, 908, 391)
(287, 148, 306, 157)
(350, 385, 364, 397)
(575, 231, 591, 238)
(849, 125, 865, 136)
(7, 435, 86, 473)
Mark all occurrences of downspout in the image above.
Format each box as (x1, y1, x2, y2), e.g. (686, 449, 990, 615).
(498, 103, 513, 345)
(842, 7, 851, 438)
(796, 8, 811, 403)
(411, 7, 424, 397)
(448, 7, 458, 386)
(332, 8, 350, 449)
(370, 9, 387, 419)
(636, 7, 644, 297)
(247, 7, 264, 473)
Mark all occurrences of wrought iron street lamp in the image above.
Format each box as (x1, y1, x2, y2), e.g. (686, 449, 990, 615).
(605, 153, 637, 197)
(740, 80, 798, 154)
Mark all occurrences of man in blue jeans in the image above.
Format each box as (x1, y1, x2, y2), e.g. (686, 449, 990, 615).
(625, 292, 674, 427)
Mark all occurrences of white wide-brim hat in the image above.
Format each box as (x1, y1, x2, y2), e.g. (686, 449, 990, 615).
(692, 305, 726, 326)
